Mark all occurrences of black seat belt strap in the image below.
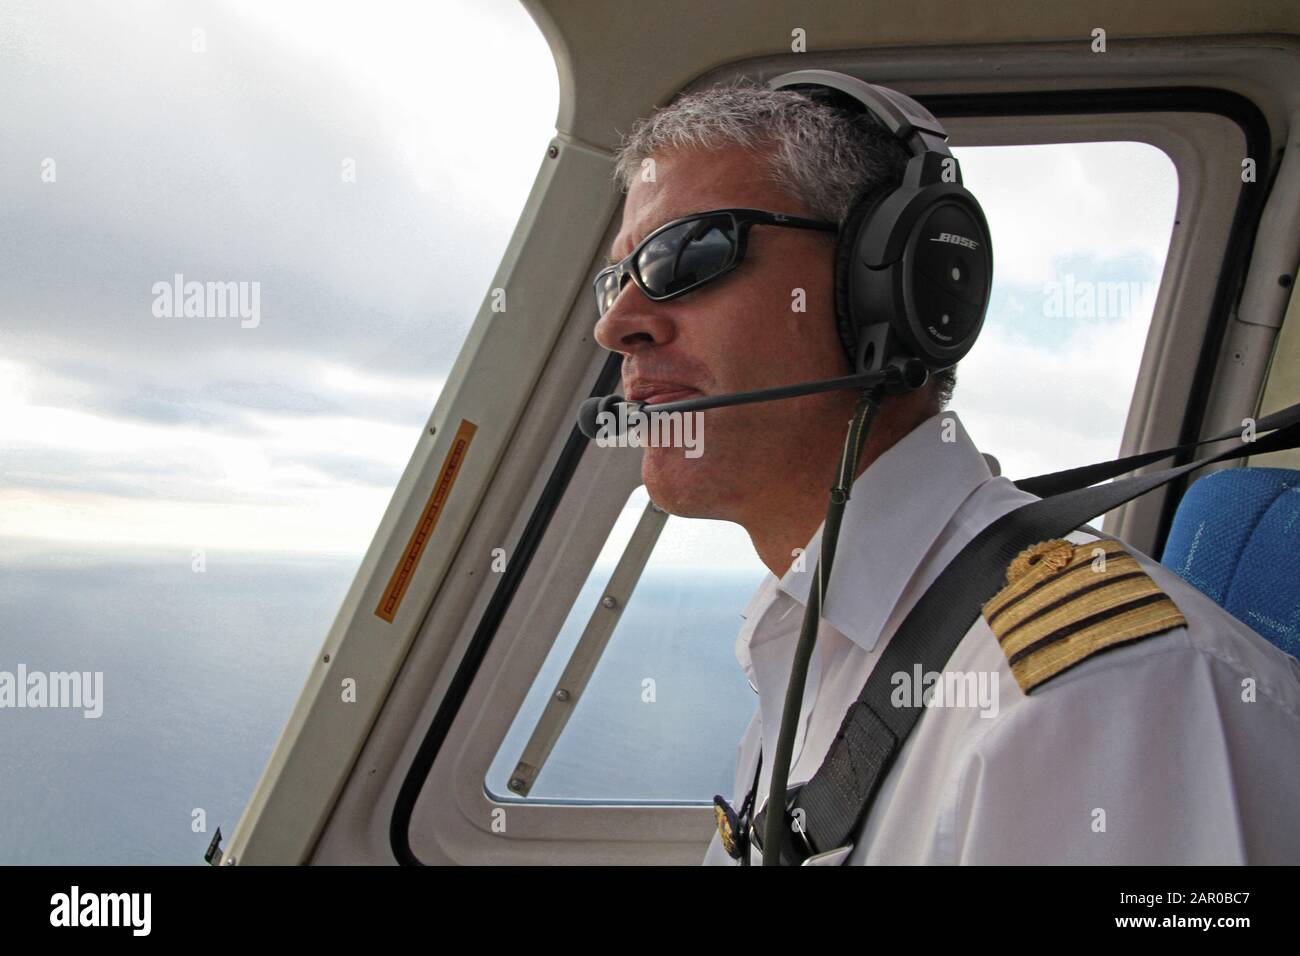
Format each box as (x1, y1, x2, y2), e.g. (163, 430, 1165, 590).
(1014, 401, 1300, 497)
(751, 407, 1300, 865)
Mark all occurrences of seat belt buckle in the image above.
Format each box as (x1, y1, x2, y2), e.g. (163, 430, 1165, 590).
(752, 786, 843, 865)
(800, 844, 854, 866)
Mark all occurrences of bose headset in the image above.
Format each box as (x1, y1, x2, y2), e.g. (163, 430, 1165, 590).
(769, 69, 994, 379)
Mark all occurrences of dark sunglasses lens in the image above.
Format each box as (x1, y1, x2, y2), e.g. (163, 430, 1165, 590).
(636, 214, 736, 299)
(595, 270, 622, 315)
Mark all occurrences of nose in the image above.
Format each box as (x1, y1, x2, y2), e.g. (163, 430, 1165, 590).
(592, 278, 677, 355)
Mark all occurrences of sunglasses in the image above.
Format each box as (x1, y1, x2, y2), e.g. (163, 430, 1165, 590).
(594, 208, 838, 316)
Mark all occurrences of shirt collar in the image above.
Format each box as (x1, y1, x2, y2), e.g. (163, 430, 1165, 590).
(774, 409, 992, 653)
(733, 572, 778, 689)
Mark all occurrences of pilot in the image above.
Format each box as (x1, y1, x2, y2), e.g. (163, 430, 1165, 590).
(590, 80, 1300, 864)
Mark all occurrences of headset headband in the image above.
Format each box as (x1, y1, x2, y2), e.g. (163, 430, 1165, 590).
(769, 69, 951, 157)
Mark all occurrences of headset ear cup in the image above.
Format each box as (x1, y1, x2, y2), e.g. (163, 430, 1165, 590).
(833, 184, 895, 370)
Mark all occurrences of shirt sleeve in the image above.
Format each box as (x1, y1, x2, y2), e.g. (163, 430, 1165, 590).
(938, 631, 1300, 864)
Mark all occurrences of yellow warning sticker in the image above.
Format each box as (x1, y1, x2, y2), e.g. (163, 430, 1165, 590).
(375, 418, 477, 623)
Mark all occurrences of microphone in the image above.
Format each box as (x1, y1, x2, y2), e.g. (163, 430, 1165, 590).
(577, 357, 927, 439)
(578, 394, 626, 440)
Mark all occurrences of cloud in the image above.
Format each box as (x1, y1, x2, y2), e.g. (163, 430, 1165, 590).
(0, 0, 559, 381)
(956, 141, 1178, 289)
(0, 1, 559, 554)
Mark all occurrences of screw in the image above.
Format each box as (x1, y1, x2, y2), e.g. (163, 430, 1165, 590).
(601, 595, 618, 609)
(509, 777, 527, 792)
(555, 688, 571, 702)
(547, 144, 558, 159)
(323, 653, 330, 663)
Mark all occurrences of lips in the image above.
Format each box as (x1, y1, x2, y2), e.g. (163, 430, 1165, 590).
(625, 381, 701, 405)
(640, 388, 699, 406)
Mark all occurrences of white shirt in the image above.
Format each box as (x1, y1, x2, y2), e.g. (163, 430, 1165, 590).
(703, 410, 1300, 865)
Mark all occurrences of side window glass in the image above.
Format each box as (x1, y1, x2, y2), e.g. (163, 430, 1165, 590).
(487, 486, 766, 803)
(951, 142, 1178, 478)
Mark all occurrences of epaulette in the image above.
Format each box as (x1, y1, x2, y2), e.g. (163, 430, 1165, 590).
(982, 538, 1187, 693)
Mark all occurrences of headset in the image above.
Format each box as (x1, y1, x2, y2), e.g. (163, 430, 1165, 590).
(770, 69, 993, 378)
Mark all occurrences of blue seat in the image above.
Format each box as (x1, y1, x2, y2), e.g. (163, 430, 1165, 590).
(1161, 467, 1300, 658)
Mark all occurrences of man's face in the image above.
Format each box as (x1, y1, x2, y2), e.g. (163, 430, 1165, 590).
(593, 144, 855, 523)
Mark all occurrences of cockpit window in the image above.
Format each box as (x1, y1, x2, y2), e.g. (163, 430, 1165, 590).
(0, 0, 557, 864)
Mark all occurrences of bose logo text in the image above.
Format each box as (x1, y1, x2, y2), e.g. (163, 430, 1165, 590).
(929, 233, 979, 249)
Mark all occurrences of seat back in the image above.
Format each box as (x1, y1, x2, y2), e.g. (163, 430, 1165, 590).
(1161, 467, 1300, 658)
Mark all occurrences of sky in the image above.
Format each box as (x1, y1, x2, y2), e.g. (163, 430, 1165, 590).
(0, 0, 1177, 569)
(0, 0, 559, 556)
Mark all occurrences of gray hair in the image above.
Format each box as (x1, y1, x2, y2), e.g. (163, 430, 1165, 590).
(613, 80, 957, 409)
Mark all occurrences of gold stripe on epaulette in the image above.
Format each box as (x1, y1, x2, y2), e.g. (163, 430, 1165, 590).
(982, 539, 1186, 693)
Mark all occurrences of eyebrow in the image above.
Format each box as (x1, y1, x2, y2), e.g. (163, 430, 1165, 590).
(605, 209, 696, 267)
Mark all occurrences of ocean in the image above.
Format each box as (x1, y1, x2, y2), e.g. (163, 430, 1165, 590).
(0, 547, 762, 864)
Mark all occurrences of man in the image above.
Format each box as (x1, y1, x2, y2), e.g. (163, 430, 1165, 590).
(591, 82, 1300, 863)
